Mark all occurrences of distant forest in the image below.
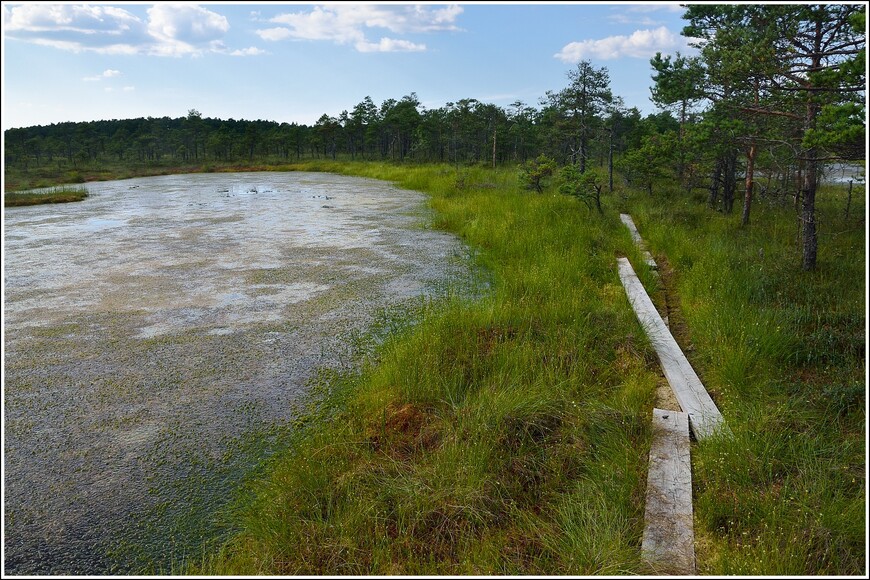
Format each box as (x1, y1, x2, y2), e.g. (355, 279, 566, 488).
(4, 5, 864, 270)
(2, 94, 680, 168)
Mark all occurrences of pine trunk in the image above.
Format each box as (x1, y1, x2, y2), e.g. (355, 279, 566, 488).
(741, 142, 756, 226)
(801, 20, 823, 271)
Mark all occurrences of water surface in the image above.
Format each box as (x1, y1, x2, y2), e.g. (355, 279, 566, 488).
(3, 172, 473, 574)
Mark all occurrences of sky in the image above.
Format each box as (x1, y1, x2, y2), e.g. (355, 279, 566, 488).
(1, 1, 702, 130)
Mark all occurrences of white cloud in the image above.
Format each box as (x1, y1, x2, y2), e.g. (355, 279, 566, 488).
(230, 46, 268, 57)
(4, 4, 141, 34)
(122, 86, 135, 92)
(257, 4, 462, 52)
(356, 37, 426, 53)
(555, 26, 693, 62)
(83, 69, 122, 81)
(255, 27, 295, 42)
(269, 5, 364, 44)
(3, 3, 260, 58)
(145, 3, 229, 56)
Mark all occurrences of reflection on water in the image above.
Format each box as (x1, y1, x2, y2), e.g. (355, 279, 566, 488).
(3, 172, 475, 574)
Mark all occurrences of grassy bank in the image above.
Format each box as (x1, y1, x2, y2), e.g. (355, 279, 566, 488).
(183, 162, 863, 575)
(626, 182, 866, 574)
(4, 185, 89, 206)
(189, 162, 662, 575)
(4, 157, 327, 193)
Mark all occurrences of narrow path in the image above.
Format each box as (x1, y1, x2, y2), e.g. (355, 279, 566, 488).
(617, 214, 728, 575)
(617, 257, 727, 440)
(641, 409, 695, 574)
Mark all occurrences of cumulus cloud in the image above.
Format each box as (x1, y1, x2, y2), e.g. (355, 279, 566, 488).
(145, 3, 229, 56)
(4, 4, 141, 35)
(3, 3, 261, 58)
(256, 4, 462, 52)
(255, 26, 296, 42)
(356, 37, 426, 53)
(267, 5, 365, 44)
(555, 26, 693, 62)
(3, 4, 148, 54)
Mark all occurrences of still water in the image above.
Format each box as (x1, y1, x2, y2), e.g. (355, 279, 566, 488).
(3, 172, 473, 574)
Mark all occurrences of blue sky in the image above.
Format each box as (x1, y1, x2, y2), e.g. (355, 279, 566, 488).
(2, 2, 700, 130)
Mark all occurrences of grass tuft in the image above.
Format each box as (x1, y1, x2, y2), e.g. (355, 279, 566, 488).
(4, 185, 89, 206)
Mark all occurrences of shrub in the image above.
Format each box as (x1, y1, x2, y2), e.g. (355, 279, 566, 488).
(559, 165, 605, 213)
(519, 154, 557, 193)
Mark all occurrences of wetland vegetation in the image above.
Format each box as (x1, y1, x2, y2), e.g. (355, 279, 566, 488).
(4, 185, 89, 206)
(3, 3, 865, 576)
(3, 171, 474, 575)
(184, 162, 864, 575)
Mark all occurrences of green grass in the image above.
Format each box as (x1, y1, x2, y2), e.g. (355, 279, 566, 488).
(185, 162, 661, 575)
(623, 180, 865, 575)
(22, 157, 860, 574)
(180, 163, 863, 575)
(4, 185, 89, 206)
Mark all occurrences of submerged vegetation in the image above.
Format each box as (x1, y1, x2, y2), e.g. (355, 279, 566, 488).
(4, 185, 89, 206)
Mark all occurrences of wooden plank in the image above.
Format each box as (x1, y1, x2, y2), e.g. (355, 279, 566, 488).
(642, 408, 695, 575)
(620, 213, 658, 269)
(617, 257, 727, 440)
(620, 212, 645, 244)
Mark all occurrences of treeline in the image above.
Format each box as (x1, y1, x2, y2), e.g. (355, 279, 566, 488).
(3, 94, 678, 170)
(4, 5, 864, 270)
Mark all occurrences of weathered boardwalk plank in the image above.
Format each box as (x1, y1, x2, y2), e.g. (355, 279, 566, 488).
(642, 408, 695, 575)
(620, 213, 658, 269)
(617, 257, 727, 439)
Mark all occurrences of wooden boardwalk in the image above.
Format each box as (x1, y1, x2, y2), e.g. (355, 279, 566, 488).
(641, 408, 696, 574)
(616, 214, 732, 574)
(617, 257, 727, 440)
(620, 213, 658, 269)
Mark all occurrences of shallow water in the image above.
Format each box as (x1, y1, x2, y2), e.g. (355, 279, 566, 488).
(3, 172, 473, 574)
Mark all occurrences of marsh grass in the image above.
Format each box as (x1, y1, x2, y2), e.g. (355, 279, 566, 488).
(4, 184, 89, 206)
(188, 162, 661, 575)
(627, 180, 865, 575)
(64, 158, 857, 575)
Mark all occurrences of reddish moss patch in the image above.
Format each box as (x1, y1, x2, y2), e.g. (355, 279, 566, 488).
(367, 402, 441, 459)
(476, 325, 518, 356)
